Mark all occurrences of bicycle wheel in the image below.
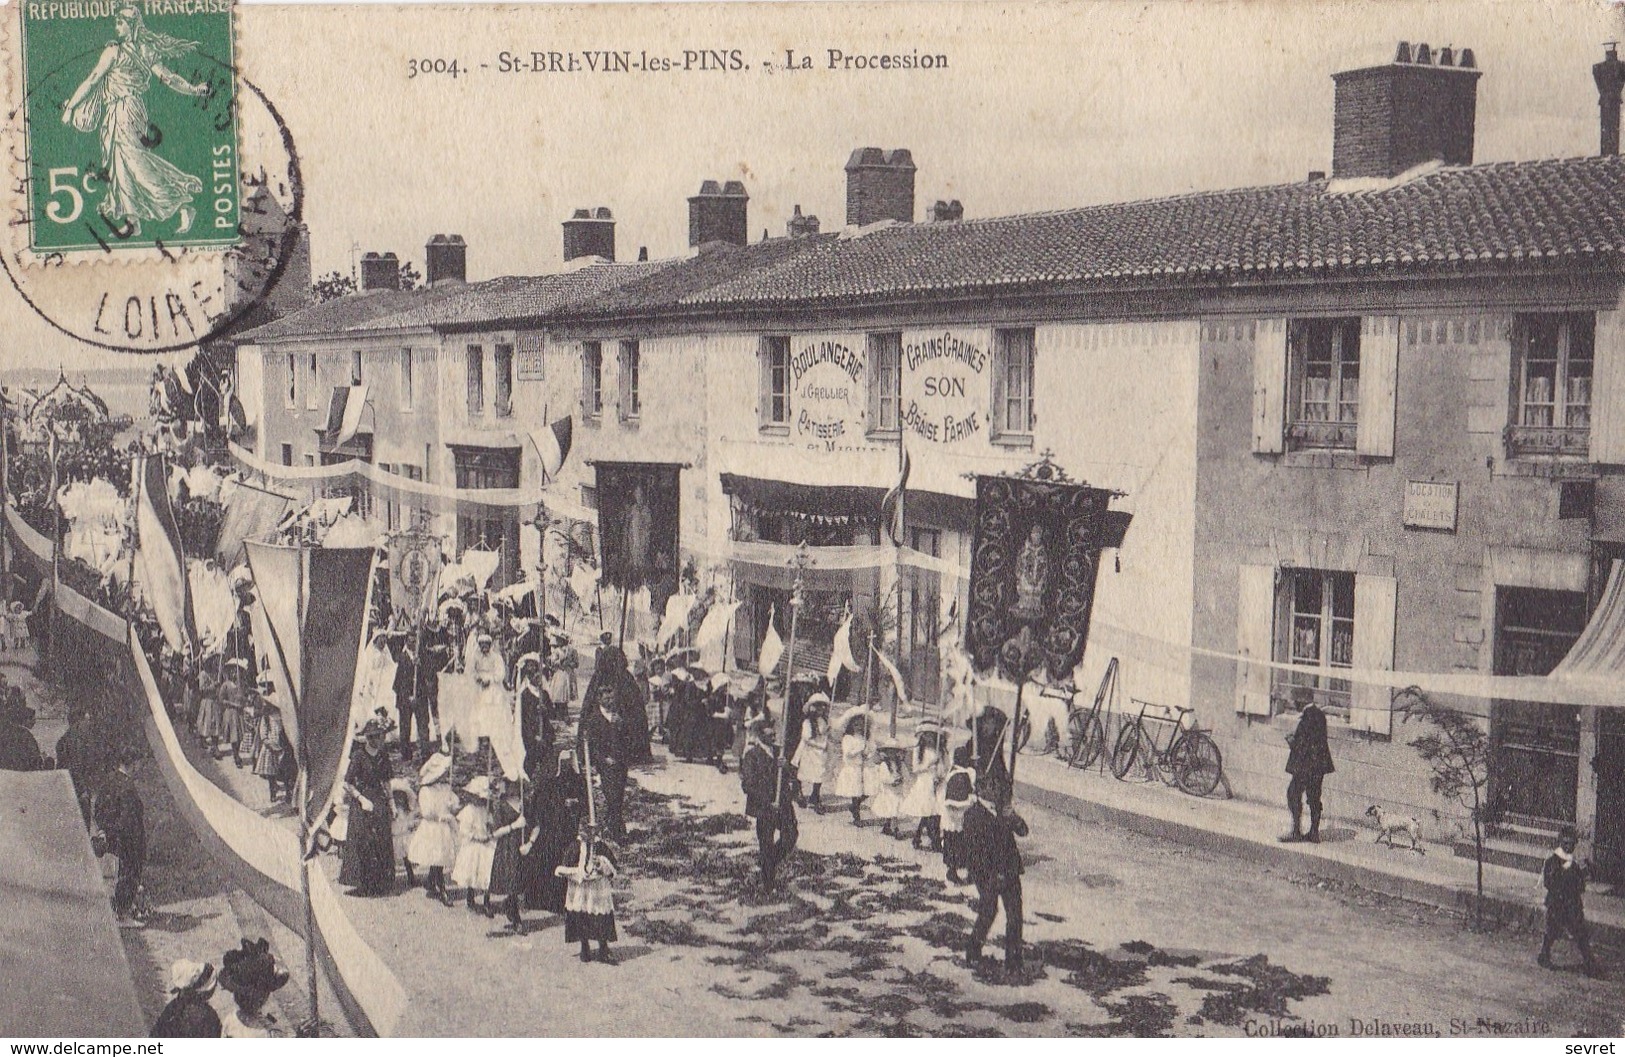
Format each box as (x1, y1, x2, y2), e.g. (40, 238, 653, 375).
(1110, 722, 1149, 780)
(1067, 711, 1105, 769)
(1173, 731, 1224, 797)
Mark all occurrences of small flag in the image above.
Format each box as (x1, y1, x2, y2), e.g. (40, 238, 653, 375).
(332, 384, 369, 447)
(758, 606, 785, 675)
(872, 643, 909, 707)
(531, 416, 574, 481)
(827, 608, 860, 686)
(880, 447, 910, 546)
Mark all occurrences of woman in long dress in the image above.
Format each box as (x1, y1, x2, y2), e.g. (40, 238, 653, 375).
(338, 717, 397, 896)
(520, 751, 581, 915)
(59, 3, 210, 237)
(486, 779, 526, 931)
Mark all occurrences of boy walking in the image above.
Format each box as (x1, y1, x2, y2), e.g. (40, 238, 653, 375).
(1539, 825, 1604, 978)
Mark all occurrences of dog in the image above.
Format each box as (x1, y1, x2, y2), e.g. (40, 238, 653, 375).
(1366, 804, 1425, 854)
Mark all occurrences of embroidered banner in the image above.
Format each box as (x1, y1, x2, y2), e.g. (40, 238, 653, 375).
(965, 474, 1120, 682)
(596, 462, 682, 601)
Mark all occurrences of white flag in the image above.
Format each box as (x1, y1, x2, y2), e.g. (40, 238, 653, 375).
(827, 612, 860, 686)
(872, 643, 909, 707)
(758, 606, 785, 675)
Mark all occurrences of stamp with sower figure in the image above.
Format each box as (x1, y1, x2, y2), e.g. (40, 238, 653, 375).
(19, 0, 240, 254)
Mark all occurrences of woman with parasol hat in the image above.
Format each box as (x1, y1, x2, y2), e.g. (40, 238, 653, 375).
(338, 713, 397, 896)
(217, 938, 290, 1038)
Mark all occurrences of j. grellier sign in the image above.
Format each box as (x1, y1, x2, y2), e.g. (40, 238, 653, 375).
(902, 328, 990, 449)
(792, 334, 867, 451)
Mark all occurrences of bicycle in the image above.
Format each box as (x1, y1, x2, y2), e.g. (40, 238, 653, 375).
(1010, 656, 1120, 767)
(1109, 698, 1224, 797)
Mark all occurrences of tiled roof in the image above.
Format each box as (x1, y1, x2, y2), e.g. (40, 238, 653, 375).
(238, 285, 466, 343)
(609, 154, 1625, 313)
(360, 261, 672, 330)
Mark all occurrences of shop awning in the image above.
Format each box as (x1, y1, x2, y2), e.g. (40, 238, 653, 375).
(719, 472, 975, 528)
(1552, 559, 1625, 681)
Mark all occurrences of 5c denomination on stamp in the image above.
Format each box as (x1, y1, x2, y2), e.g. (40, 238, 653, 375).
(19, 0, 240, 254)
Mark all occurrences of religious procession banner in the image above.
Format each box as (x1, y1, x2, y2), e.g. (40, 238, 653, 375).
(965, 473, 1127, 683)
(386, 530, 442, 623)
(595, 461, 681, 601)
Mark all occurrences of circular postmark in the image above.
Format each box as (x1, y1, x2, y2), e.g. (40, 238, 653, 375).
(0, 18, 303, 355)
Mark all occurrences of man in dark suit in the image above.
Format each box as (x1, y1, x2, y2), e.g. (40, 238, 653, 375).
(740, 716, 798, 892)
(961, 775, 1029, 972)
(391, 638, 423, 761)
(1280, 687, 1334, 844)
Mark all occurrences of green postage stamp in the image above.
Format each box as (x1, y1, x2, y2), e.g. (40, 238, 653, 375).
(17, 0, 240, 254)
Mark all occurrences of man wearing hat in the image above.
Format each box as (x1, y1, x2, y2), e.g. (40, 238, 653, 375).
(0, 685, 45, 771)
(1280, 686, 1334, 844)
(960, 774, 1029, 974)
(94, 744, 147, 922)
(149, 960, 221, 1037)
(740, 715, 798, 893)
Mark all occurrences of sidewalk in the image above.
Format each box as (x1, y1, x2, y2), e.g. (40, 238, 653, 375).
(1014, 752, 1625, 947)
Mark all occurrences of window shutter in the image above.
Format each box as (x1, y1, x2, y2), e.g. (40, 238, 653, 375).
(1351, 574, 1397, 736)
(1252, 320, 1287, 454)
(991, 337, 1008, 433)
(1357, 317, 1399, 458)
(1235, 563, 1277, 715)
(1591, 308, 1625, 464)
(757, 340, 770, 424)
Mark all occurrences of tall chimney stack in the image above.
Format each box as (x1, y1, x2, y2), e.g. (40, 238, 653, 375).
(359, 251, 400, 291)
(563, 208, 616, 262)
(424, 234, 467, 285)
(845, 148, 916, 226)
(1595, 43, 1624, 156)
(1330, 43, 1481, 179)
(688, 180, 749, 248)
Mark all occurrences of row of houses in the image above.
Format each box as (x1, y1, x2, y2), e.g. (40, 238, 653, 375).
(233, 42, 1625, 876)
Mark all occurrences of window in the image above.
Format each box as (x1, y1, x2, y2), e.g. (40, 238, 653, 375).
(285, 354, 297, 409)
(582, 342, 603, 417)
(1275, 569, 1355, 720)
(399, 348, 414, 411)
(993, 328, 1035, 437)
(761, 335, 791, 428)
(305, 354, 319, 410)
(304, 453, 316, 467)
(350, 350, 363, 386)
(1287, 318, 1361, 450)
(280, 443, 293, 466)
(1510, 313, 1595, 458)
(494, 343, 514, 418)
(619, 340, 641, 420)
(466, 345, 485, 415)
(868, 332, 901, 433)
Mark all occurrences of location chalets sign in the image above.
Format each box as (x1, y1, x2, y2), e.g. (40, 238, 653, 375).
(901, 329, 989, 449)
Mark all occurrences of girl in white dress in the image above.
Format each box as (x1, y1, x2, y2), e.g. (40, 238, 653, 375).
(902, 726, 946, 850)
(407, 753, 458, 905)
(451, 775, 496, 911)
(871, 744, 908, 837)
(792, 692, 833, 812)
(834, 710, 870, 825)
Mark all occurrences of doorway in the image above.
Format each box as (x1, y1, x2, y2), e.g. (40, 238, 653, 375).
(1491, 587, 1586, 826)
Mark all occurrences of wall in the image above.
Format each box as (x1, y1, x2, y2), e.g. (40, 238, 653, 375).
(1192, 305, 1600, 832)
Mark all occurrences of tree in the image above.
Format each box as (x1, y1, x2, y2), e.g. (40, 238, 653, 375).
(397, 261, 422, 291)
(1394, 686, 1505, 927)
(312, 270, 357, 303)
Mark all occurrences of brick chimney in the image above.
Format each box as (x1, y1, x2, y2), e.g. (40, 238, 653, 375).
(930, 199, 964, 222)
(359, 251, 400, 291)
(424, 234, 466, 285)
(845, 148, 916, 226)
(1331, 42, 1481, 179)
(1596, 43, 1624, 156)
(563, 207, 616, 262)
(786, 204, 820, 237)
(688, 180, 749, 247)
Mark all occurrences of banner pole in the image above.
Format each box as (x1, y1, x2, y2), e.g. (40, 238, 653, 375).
(1007, 673, 1025, 810)
(773, 542, 807, 809)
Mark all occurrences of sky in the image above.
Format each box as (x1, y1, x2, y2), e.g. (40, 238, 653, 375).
(3, 0, 1623, 370)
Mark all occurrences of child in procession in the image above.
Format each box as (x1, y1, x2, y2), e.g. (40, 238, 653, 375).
(555, 821, 619, 964)
(406, 753, 458, 905)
